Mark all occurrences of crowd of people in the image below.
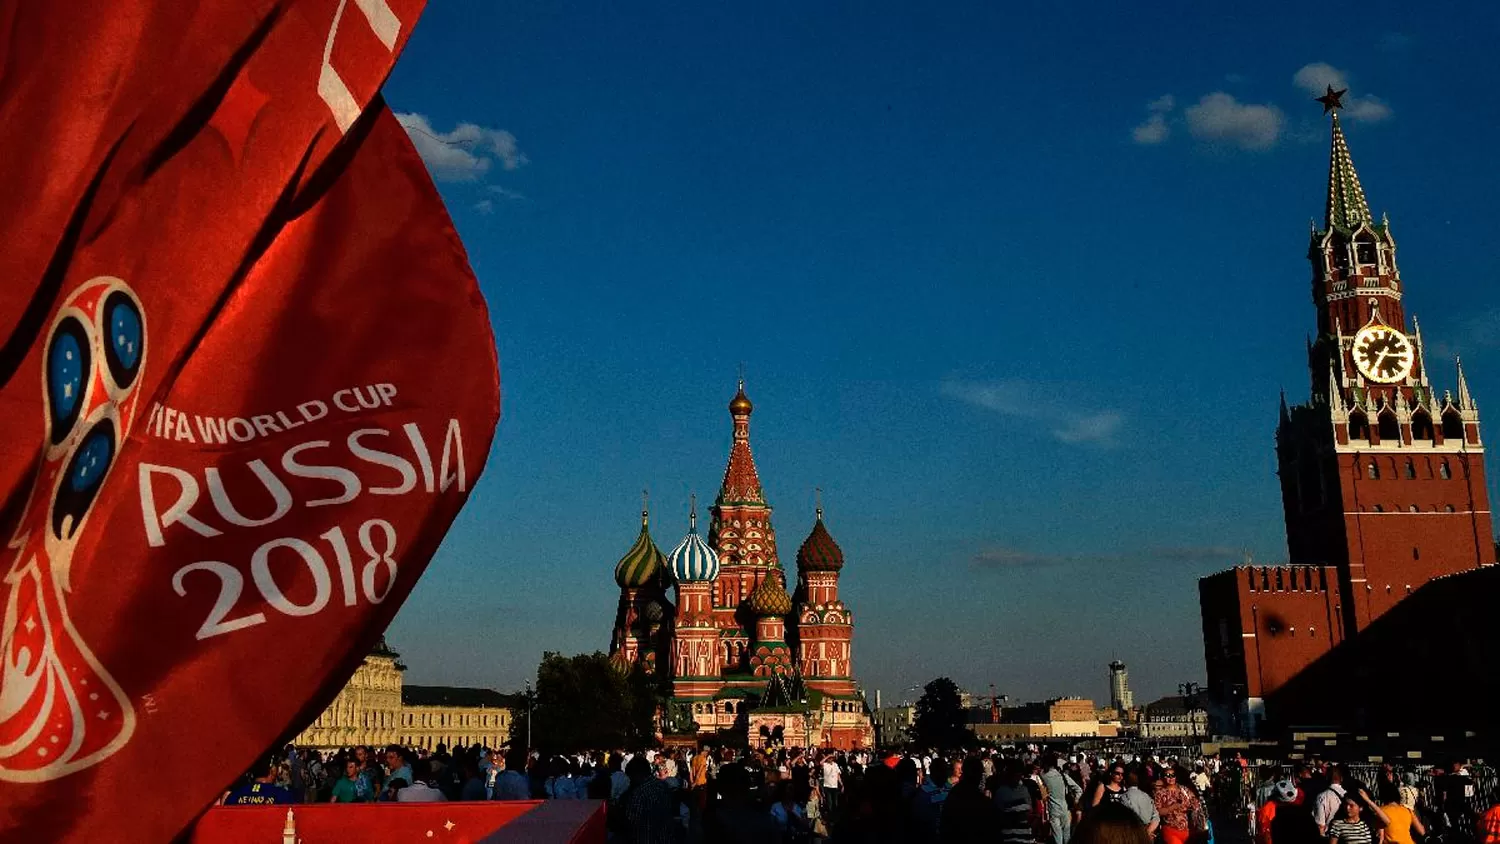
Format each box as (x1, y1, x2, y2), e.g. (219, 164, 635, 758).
(220, 742, 1500, 844)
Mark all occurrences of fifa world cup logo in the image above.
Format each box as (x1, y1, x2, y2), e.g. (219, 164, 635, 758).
(0, 277, 144, 781)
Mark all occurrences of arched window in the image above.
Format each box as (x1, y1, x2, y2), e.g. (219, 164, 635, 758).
(1445, 504, 1455, 513)
(1411, 412, 1434, 441)
(1348, 412, 1370, 440)
(1378, 411, 1400, 443)
(1404, 460, 1416, 479)
(1368, 461, 1380, 480)
(1372, 504, 1384, 512)
(1440, 461, 1452, 480)
(1443, 411, 1464, 441)
(1408, 504, 1419, 513)
(1355, 236, 1378, 266)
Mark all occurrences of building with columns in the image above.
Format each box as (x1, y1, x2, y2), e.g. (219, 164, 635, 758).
(606, 382, 874, 749)
(293, 638, 514, 752)
(1199, 95, 1495, 736)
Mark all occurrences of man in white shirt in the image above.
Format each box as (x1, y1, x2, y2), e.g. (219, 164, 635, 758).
(821, 754, 843, 819)
(396, 760, 449, 803)
(1312, 766, 1349, 836)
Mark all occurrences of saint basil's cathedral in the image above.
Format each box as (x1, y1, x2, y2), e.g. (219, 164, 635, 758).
(605, 383, 874, 749)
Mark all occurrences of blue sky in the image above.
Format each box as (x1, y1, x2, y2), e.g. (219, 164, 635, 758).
(380, 1, 1500, 706)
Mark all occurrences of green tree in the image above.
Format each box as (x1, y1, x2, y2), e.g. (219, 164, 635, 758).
(912, 677, 975, 750)
(511, 652, 661, 752)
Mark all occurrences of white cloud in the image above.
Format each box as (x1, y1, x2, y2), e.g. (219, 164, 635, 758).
(474, 199, 494, 214)
(1185, 92, 1283, 150)
(395, 112, 528, 182)
(1131, 94, 1175, 144)
(1292, 63, 1392, 123)
(1293, 62, 1347, 95)
(488, 185, 527, 201)
(940, 378, 1124, 447)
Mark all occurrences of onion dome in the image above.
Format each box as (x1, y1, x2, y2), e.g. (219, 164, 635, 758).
(608, 650, 632, 676)
(729, 378, 753, 416)
(747, 569, 793, 617)
(670, 498, 721, 582)
(796, 506, 844, 572)
(641, 597, 665, 624)
(614, 508, 666, 588)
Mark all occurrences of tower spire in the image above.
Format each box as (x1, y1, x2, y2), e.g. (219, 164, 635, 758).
(1325, 110, 1373, 232)
(1457, 357, 1477, 411)
(641, 488, 650, 527)
(689, 493, 698, 532)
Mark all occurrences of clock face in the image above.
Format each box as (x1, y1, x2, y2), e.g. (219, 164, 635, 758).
(1352, 324, 1415, 384)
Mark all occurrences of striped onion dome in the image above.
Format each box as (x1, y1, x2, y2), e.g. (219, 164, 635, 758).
(747, 568, 793, 617)
(796, 507, 844, 572)
(614, 509, 666, 588)
(608, 649, 632, 676)
(669, 502, 721, 583)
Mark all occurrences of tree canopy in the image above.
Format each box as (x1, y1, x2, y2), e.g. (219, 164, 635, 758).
(510, 651, 660, 752)
(911, 676, 975, 750)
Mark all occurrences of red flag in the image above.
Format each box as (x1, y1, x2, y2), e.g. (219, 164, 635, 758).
(0, 0, 500, 839)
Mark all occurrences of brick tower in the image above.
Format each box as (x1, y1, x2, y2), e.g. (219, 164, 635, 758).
(708, 380, 782, 674)
(794, 504, 856, 697)
(1200, 90, 1495, 734)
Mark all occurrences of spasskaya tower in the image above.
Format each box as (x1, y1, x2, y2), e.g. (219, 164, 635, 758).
(1201, 87, 1495, 733)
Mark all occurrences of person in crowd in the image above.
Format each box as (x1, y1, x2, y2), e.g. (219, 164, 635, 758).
(1120, 767, 1160, 838)
(382, 747, 413, 797)
(1043, 752, 1084, 844)
(396, 758, 449, 802)
(936, 755, 996, 839)
(458, 755, 488, 802)
(988, 758, 1037, 844)
(705, 761, 780, 844)
(1378, 780, 1424, 844)
(222, 757, 299, 806)
(821, 751, 845, 825)
(1440, 762, 1478, 836)
(1153, 766, 1205, 844)
(913, 756, 956, 842)
(330, 758, 362, 803)
(1072, 801, 1151, 844)
(492, 747, 532, 801)
(1327, 790, 1390, 844)
(617, 754, 677, 844)
(771, 779, 813, 841)
(1312, 766, 1351, 837)
(1091, 763, 1129, 809)
(1258, 780, 1298, 844)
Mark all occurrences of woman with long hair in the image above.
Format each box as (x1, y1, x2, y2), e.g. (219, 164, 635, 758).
(1073, 802, 1151, 844)
(1153, 766, 1205, 844)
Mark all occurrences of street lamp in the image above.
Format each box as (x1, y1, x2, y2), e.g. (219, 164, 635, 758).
(524, 680, 535, 751)
(1178, 682, 1204, 745)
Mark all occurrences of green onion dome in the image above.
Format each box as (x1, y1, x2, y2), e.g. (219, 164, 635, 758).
(796, 509, 844, 572)
(747, 568, 793, 617)
(614, 510, 666, 588)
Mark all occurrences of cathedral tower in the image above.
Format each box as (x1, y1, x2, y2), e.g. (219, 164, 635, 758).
(668, 499, 723, 698)
(609, 505, 672, 676)
(709, 380, 781, 673)
(794, 504, 856, 696)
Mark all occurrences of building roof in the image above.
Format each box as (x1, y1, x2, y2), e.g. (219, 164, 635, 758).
(401, 685, 515, 709)
(796, 509, 845, 572)
(1325, 113, 1373, 233)
(614, 509, 666, 588)
(669, 504, 720, 583)
(748, 568, 793, 616)
(716, 382, 766, 507)
(1142, 695, 1201, 716)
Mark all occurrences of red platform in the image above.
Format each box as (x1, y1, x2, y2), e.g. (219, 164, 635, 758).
(191, 800, 605, 844)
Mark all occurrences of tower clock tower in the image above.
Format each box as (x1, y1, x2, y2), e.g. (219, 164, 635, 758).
(1278, 89, 1494, 636)
(1201, 88, 1495, 734)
